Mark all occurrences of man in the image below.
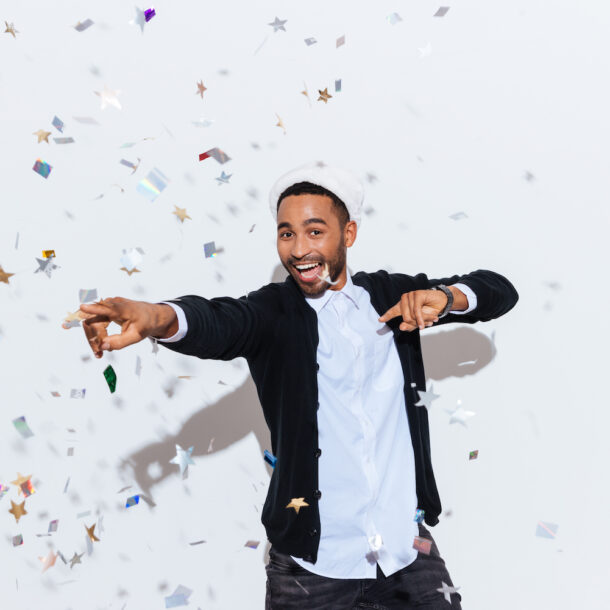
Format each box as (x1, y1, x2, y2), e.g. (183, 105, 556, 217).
(77, 162, 519, 609)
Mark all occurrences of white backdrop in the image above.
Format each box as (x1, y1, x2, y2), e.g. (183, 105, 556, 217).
(1, 1, 609, 608)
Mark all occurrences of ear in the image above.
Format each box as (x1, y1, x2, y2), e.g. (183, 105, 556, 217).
(344, 220, 358, 247)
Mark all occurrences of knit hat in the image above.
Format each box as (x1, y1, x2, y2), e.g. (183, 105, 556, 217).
(269, 161, 364, 228)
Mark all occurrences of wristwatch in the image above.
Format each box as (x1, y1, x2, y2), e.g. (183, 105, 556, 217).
(430, 284, 453, 319)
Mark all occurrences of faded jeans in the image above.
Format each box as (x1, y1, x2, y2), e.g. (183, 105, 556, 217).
(265, 523, 462, 609)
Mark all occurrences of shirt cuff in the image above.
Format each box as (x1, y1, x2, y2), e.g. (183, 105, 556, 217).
(449, 283, 477, 315)
(154, 302, 188, 342)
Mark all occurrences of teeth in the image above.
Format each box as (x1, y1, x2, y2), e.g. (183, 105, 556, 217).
(296, 263, 320, 270)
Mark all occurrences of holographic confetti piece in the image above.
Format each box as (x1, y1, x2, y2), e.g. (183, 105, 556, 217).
(72, 116, 100, 125)
(52, 116, 64, 132)
(126, 495, 140, 508)
(67, 447, 74, 456)
(335, 79, 342, 93)
(20, 479, 35, 497)
(76, 510, 91, 519)
(70, 389, 86, 399)
(63, 477, 70, 493)
(387, 12, 403, 25)
(198, 147, 231, 164)
(469, 450, 479, 460)
(245, 540, 260, 549)
(165, 585, 193, 608)
(42, 250, 55, 258)
(449, 211, 468, 220)
(434, 7, 450, 17)
(48, 519, 59, 533)
(192, 118, 214, 128)
(304, 37, 317, 46)
(336, 35, 345, 47)
(51, 391, 61, 397)
(74, 19, 94, 32)
(13, 416, 34, 439)
(103, 365, 117, 393)
(33, 159, 52, 179)
(215, 171, 232, 185)
(15, 232, 19, 249)
(120, 158, 139, 172)
(120, 247, 144, 272)
(414, 509, 425, 523)
(144, 8, 156, 22)
(0, 483, 9, 500)
(412, 535, 432, 555)
(203, 241, 217, 258)
(536, 521, 558, 539)
(12, 534, 23, 546)
(263, 450, 277, 468)
(136, 167, 169, 201)
(53, 137, 74, 144)
(79, 288, 98, 303)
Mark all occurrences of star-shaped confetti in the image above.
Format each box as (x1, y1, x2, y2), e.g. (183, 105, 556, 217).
(268, 17, 287, 32)
(9, 499, 27, 523)
(414, 383, 440, 410)
(275, 113, 286, 134)
(4, 21, 18, 38)
(84, 522, 100, 542)
(33, 129, 52, 144)
(69, 551, 84, 568)
(196, 80, 207, 98)
(94, 86, 122, 110)
(172, 205, 192, 222)
(170, 444, 195, 477)
(34, 256, 60, 278)
(436, 581, 460, 603)
(39, 549, 58, 573)
(130, 7, 147, 32)
(446, 401, 475, 426)
(317, 88, 332, 103)
(11, 472, 33, 493)
(0, 265, 15, 284)
(286, 497, 309, 514)
(215, 171, 232, 185)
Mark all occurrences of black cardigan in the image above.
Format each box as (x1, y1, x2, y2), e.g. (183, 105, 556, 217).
(160, 268, 519, 563)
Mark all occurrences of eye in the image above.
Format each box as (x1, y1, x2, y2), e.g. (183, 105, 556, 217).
(279, 231, 292, 238)
(311, 230, 322, 236)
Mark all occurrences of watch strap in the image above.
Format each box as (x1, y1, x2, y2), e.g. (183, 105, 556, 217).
(430, 284, 453, 318)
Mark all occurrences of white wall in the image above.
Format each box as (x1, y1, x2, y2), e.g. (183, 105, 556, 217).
(1, 1, 608, 608)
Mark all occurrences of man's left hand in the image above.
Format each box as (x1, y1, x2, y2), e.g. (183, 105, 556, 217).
(378, 289, 450, 332)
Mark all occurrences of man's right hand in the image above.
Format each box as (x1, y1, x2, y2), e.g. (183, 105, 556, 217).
(70, 297, 177, 359)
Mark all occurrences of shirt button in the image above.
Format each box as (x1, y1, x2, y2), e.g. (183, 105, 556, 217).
(313, 490, 322, 499)
(315, 448, 322, 458)
(308, 528, 318, 537)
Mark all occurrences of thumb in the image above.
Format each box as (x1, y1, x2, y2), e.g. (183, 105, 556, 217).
(101, 327, 143, 351)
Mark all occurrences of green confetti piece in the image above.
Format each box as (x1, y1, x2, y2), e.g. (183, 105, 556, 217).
(103, 365, 117, 393)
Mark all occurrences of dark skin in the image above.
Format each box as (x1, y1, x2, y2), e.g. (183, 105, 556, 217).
(68, 193, 468, 358)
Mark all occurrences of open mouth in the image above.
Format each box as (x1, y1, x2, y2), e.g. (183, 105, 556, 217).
(293, 262, 323, 282)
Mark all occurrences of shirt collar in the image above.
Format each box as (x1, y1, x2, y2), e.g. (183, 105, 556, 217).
(305, 272, 360, 313)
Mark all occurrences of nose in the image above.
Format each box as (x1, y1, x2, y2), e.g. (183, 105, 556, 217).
(290, 234, 311, 260)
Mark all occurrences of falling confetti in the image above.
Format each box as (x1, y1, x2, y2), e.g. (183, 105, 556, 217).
(0, 265, 15, 284)
(196, 80, 207, 98)
(469, 450, 479, 460)
(4, 21, 18, 38)
(199, 147, 231, 164)
(144, 8, 156, 22)
(412, 535, 432, 555)
(268, 17, 287, 32)
(8, 500, 27, 523)
(317, 88, 332, 103)
(414, 509, 425, 523)
(69, 552, 84, 568)
(79, 288, 98, 303)
(244, 540, 260, 549)
(215, 171, 232, 185)
(336, 35, 345, 48)
(84, 522, 100, 542)
(53, 136, 74, 144)
(74, 19, 93, 32)
(33, 159, 52, 179)
(434, 7, 450, 17)
(137, 167, 169, 201)
(263, 450, 277, 468)
(42, 250, 55, 258)
(446, 401, 475, 426)
(436, 581, 461, 603)
(39, 550, 58, 573)
(286, 497, 309, 514)
(103, 365, 117, 393)
(70, 389, 86, 399)
(48, 519, 59, 533)
(414, 384, 440, 409)
(334, 79, 342, 93)
(33, 129, 51, 143)
(94, 85, 122, 110)
(12, 534, 23, 546)
(203, 242, 217, 258)
(126, 495, 140, 508)
(172, 205, 192, 223)
(304, 37, 317, 46)
(535, 521, 558, 539)
(170, 444, 195, 477)
(387, 13, 402, 25)
(12, 416, 34, 439)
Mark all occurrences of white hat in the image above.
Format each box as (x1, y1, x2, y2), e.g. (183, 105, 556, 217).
(269, 161, 364, 228)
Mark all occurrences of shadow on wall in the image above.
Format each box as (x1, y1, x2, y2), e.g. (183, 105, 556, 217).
(120, 264, 497, 563)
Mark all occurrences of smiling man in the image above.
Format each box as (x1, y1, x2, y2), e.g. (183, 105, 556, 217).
(76, 161, 519, 609)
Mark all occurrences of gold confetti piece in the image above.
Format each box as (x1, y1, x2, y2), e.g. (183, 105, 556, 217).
(275, 113, 286, 134)
(33, 129, 52, 144)
(9, 499, 27, 523)
(38, 550, 58, 573)
(4, 21, 18, 38)
(120, 266, 141, 276)
(196, 80, 207, 98)
(62, 309, 86, 328)
(317, 88, 332, 104)
(84, 522, 100, 542)
(286, 497, 309, 514)
(0, 265, 15, 284)
(172, 205, 192, 223)
(42, 250, 56, 258)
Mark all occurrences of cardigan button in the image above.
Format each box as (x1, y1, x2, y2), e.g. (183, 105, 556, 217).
(313, 490, 322, 499)
(315, 448, 322, 458)
(303, 554, 313, 562)
(308, 528, 318, 536)
(316, 362, 320, 371)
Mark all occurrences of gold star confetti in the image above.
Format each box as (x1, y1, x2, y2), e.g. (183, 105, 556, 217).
(4, 21, 18, 38)
(62, 309, 87, 329)
(120, 266, 141, 276)
(39, 550, 58, 573)
(8, 499, 27, 523)
(84, 522, 100, 542)
(275, 113, 286, 134)
(301, 82, 310, 101)
(33, 129, 52, 144)
(11, 472, 32, 494)
(172, 205, 192, 223)
(0, 265, 15, 284)
(317, 88, 332, 104)
(196, 80, 207, 98)
(286, 497, 309, 514)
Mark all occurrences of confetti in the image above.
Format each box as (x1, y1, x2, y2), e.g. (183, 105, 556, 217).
(387, 13, 403, 25)
(63, 477, 70, 493)
(144, 8, 156, 22)
(120, 247, 144, 273)
(469, 450, 479, 460)
(336, 35, 345, 48)
(172, 205, 191, 223)
(137, 167, 169, 201)
(48, 519, 59, 533)
(215, 171, 232, 185)
(449, 211, 468, 220)
(0, 265, 15, 284)
(103, 365, 117, 393)
(198, 147, 231, 164)
(9, 500, 27, 523)
(192, 118, 214, 128)
(33, 159, 52, 179)
(203, 242, 217, 258)
(51, 116, 64, 132)
(42, 250, 56, 258)
(20, 480, 35, 497)
(126, 495, 140, 508)
(70, 389, 86, 399)
(84, 522, 100, 542)
(12, 416, 34, 439)
(414, 509, 425, 523)
(414, 383, 440, 409)
(196, 80, 207, 98)
(268, 17, 287, 32)
(412, 535, 432, 554)
(34, 256, 60, 277)
(94, 85, 122, 110)
(0, 483, 9, 500)
(76, 510, 91, 519)
(334, 79, 342, 93)
(72, 116, 100, 125)
(275, 114, 286, 134)
(263, 450, 277, 468)
(317, 88, 332, 103)
(14, 232, 19, 249)
(39, 550, 58, 573)
(536, 521, 558, 539)
(170, 444, 195, 477)
(286, 497, 309, 514)
(33, 129, 51, 143)
(12, 534, 23, 546)
(189, 540, 206, 546)
(79, 288, 98, 303)
(53, 136, 74, 144)
(434, 7, 450, 17)
(437, 581, 460, 603)
(245, 540, 260, 549)
(304, 37, 317, 46)
(69, 552, 83, 568)
(446, 401, 475, 426)
(74, 19, 94, 32)
(131, 7, 148, 32)
(4, 21, 18, 38)
(368, 533, 383, 551)
(67, 447, 74, 456)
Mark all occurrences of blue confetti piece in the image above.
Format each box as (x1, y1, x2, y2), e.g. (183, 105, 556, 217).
(264, 449, 277, 468)
(126, 495, 140, 508)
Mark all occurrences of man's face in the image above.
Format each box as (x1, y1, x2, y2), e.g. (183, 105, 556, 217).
(276, 193, 357, 297)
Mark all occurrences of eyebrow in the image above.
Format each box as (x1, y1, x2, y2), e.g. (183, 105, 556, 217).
(277, 218, 329, 231)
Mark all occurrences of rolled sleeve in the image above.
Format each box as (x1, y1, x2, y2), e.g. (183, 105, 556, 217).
(155, 302, 188, 342)
(449, 283, 477, 315)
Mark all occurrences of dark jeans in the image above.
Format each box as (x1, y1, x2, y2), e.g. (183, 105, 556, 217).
(265, 523, 462, 609)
